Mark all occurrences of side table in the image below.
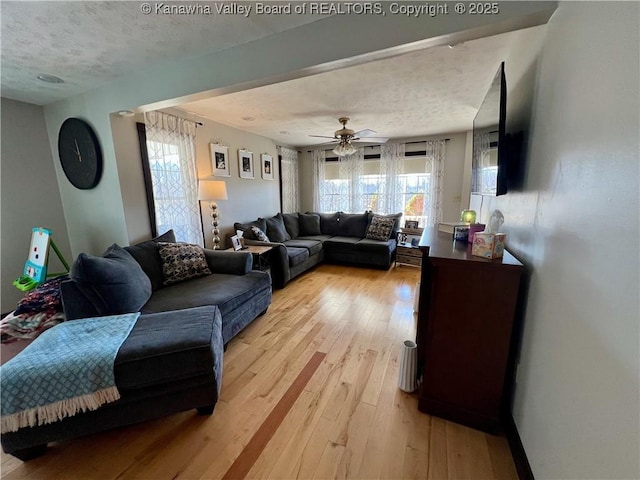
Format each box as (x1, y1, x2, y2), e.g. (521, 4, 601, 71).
(225, 245, 273, 272)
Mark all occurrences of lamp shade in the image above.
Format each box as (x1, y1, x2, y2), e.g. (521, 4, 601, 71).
(198, 180, 228, 201)
(332, 141, 357, 157)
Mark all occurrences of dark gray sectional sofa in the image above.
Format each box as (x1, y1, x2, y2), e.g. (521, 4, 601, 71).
(234, 211, 401, 288)
(1, 230, 271, 460)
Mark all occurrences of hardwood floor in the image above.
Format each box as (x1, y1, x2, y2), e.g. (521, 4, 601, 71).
(1, 264, 517, 480)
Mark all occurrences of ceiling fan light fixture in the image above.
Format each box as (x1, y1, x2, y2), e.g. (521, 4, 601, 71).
(332, 141, 357, 157)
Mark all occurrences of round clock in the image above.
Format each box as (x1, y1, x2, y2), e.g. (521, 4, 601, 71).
(58, 118, 103, 189)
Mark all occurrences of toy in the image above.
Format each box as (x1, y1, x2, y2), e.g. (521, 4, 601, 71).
(13, 228, 70, 292)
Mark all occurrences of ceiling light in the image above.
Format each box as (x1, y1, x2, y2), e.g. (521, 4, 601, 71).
(117, 110, 135, 117)
(37, 74, 64, 84)
(332, 141, 357, 157)
(241, 116, 255, 122)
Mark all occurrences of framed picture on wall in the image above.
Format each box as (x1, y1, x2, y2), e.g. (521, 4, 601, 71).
(210, 144, 230, 177)
(261, 153, 274, 180)
(238, 149, 254, 179)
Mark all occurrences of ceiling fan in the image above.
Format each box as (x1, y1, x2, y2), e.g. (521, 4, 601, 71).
(310, 117, 389, 156)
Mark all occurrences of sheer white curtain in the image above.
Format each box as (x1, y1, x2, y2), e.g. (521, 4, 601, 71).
(472, 132, 492, 194)
(311, 149, 326, 211)
(422, 139, 447, 227)
(278, 146, 299, 213)
(144, 111, 203, 245)
(380, 142, 405, 214)
(338, 147, 365, 212)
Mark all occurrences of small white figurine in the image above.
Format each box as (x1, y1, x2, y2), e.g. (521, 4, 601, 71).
(485, 210, 504, 234)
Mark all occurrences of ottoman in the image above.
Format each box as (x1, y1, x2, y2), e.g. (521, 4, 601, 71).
(1, 305, 223, 460)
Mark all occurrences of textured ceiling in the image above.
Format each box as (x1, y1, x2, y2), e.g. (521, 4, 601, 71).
(0, 1, 326, 105)
(1, 1, 546, 144)
(179, 26, 546, 147)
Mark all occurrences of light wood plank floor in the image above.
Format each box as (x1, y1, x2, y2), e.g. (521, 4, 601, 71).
(1, 264, 517, 480)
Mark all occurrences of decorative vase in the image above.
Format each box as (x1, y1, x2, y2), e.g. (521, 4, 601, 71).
(398, 340, 418, 392)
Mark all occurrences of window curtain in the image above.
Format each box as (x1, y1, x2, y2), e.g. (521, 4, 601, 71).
(380, 142, 405, 214)
(422, 139, 447, 227)
(144, 111, 203, 246)
(311, 149, 326, 211)
(278, 146, 299, 213)
(338, 147, 365, 213)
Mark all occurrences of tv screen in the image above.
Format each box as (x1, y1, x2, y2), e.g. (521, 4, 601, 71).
(471, 62, 507, 196)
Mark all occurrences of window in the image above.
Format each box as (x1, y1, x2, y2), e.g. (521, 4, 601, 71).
(137, 113, 203, 245)
(318, 164, 433, 226)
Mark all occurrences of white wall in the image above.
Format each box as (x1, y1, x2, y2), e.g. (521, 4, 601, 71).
(192, 115, 280, 248)
(0, 98, 72, 312)
(480, 3, 639, 478)
(298, 131, 468, 221)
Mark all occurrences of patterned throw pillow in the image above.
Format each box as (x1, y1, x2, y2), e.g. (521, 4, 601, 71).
(157, 242, 211, 285)
(251, 226, 270, 242)
(366, 215, 396, 241)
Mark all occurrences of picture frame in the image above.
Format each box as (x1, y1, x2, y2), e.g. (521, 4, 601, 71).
(238, 149, 254, 179)
(209, 144, 230, 177)
(404, 220, 419, 229)
(231, 235, 242, 251)
(261, 153, 274, 180)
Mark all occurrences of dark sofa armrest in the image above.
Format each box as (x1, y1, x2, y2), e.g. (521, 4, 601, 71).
(243, 239, 289, 288)
(203, 249, 252, 275)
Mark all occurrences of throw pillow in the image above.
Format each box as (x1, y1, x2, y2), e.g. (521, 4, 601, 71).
(366, 215, 396, 241)
(234, 219, 267, 240)
(367, 212, 403, 238)
(264, 213, 290, 243)
(71, 244, 152, 315)
(251, 226, 270, 242)
(157, 242, 212, 286)
(338, 212, 369, 237)
(298, 213, 321, 236)
(124, 229, 176, 291)
(282, 213, 300, 239)
(307, 212, 340, 236)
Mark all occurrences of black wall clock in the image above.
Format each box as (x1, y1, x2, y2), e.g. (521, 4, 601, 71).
(58, 118, 103, 189)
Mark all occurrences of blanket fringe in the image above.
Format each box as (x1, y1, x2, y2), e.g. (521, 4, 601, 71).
(1, 387, 120, 434)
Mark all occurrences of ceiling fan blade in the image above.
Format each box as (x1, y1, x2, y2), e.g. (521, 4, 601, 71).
(309, 135, 337, 139)
(353, 136, 389, 143)
(354, 129, 377, 138)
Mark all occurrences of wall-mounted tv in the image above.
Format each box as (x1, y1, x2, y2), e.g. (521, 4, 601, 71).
(471, 62, 507, 196)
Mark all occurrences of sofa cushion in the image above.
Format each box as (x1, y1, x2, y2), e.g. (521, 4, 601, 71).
(71, 244, 152, 315)
(157, 242, 211, 285)
(287, 247, 309, 267)
(234, 218, 267, 240)
(124, 230, 176, 291)
(355, 238, 396, 254)
(283, 239, 323, 256)
(141, 271, 270, 321)
(366, 214, 397, 241)
(338, 212, 369, 237)
(263, 213, 290, 242)
(115, 306, 221, 390)
(323, 236, 360, 252)
(251, 226, 270, 242)
(282, 213, 300, 239)
(307, 212, 340, 236)
(299, 213, 321, 236)
(296, 234, 333, 243)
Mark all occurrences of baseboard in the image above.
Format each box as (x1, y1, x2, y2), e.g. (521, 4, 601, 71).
(504, 414, 535, 480)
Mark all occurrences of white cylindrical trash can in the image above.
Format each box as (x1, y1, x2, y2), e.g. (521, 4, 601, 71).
(398, 340, 418, 392)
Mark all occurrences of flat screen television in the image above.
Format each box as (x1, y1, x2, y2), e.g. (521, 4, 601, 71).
(471, 62, 507, 196)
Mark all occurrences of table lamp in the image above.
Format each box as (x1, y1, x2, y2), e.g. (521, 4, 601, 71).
(460, 209, 477, 224)
(198, 180, 228, 249)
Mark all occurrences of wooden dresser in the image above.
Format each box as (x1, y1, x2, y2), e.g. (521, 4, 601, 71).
(416, 228, 524, 433)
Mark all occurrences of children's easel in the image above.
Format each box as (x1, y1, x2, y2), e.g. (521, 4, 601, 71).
(13, 227, 70, 292)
